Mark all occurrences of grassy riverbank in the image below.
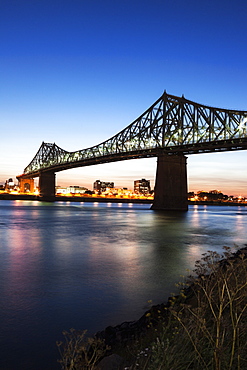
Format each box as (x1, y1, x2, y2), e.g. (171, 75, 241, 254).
(57, 246, 247, 369)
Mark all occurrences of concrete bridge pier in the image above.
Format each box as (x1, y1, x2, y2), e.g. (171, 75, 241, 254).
(39, 171, 56, 199)
(151, 154, 188, 211)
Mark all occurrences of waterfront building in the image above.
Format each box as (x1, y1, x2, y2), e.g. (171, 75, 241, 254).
(4, 178, 19, 192)
(93, 180, 114, 193)
(56, 185, 88, 195)
(134, 178, 151, 195)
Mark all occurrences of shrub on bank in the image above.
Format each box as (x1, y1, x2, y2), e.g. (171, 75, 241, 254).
(57, 329, 110, 369)
(57, 246, 247, 370)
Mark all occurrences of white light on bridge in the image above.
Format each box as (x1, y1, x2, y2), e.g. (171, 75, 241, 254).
(239, 117, 247, 131)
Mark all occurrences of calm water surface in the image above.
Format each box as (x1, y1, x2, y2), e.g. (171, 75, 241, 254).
(0, 200, 246, 369)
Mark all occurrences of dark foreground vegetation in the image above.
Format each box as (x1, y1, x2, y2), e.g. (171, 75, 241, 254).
(57, 246, 247, 369)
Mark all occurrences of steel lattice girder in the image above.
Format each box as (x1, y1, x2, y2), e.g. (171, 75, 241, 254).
(23, 92, 247, 176)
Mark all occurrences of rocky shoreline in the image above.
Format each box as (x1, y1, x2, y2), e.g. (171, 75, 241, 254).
(96, 302, 169, 350)
(95, 301, 171, 369)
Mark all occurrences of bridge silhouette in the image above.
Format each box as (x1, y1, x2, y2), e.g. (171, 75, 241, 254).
(17, 92, 247, 210)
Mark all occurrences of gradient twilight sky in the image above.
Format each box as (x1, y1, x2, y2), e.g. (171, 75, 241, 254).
(1, 0, 247, 196)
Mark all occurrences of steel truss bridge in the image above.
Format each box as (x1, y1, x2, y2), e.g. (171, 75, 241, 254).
(18, 92, 247, 210)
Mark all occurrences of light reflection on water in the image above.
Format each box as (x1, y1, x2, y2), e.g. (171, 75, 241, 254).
(0, 200, 246, 369)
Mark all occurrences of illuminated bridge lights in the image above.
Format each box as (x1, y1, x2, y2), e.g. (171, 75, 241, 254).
(20, 92, 247, 178)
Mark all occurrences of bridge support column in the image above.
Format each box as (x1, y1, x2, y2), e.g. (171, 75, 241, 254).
(151, 154, 188, 211)
(18, 178, 34, 193)
(39, 171, 56, 199)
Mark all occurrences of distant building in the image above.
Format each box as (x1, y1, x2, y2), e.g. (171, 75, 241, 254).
(56, 185, 88, 194)
(134, 178, 151, 195)
(5, 178, 17, 191)
(93, 180, 114, 193)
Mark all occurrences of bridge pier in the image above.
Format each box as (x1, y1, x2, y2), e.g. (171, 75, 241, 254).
(18, 177, 34, 193)
(151, 154, 188, 211)
(39, 171, 56, 199)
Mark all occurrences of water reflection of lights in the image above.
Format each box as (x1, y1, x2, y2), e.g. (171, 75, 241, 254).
(87, 210, 142, 297)
(4, 227, 42, 312)
(187, 244, 201, 257)
(88, 235, 143, 298)
(235, 208, 245, 233)
(190, 207, 200, 227)
(186, 244, 206, 270)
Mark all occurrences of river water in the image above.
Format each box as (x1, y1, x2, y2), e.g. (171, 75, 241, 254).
(0, 200, 246, 369)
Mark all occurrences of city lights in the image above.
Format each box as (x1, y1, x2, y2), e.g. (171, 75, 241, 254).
(1, 178, 247, 204)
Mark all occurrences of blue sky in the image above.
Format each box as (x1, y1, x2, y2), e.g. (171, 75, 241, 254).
(1, 0, 247, 195)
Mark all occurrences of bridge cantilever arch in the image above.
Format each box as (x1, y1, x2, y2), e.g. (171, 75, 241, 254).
(17, 92, 247, 210)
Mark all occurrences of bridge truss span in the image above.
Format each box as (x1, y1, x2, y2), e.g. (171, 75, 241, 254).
(22, 92, 247, 178)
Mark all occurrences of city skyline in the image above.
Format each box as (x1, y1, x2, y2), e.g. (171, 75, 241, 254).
(1, 0, 247, 197)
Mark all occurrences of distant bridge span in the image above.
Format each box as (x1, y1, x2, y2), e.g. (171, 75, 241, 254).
(17, 92, 247, 210)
